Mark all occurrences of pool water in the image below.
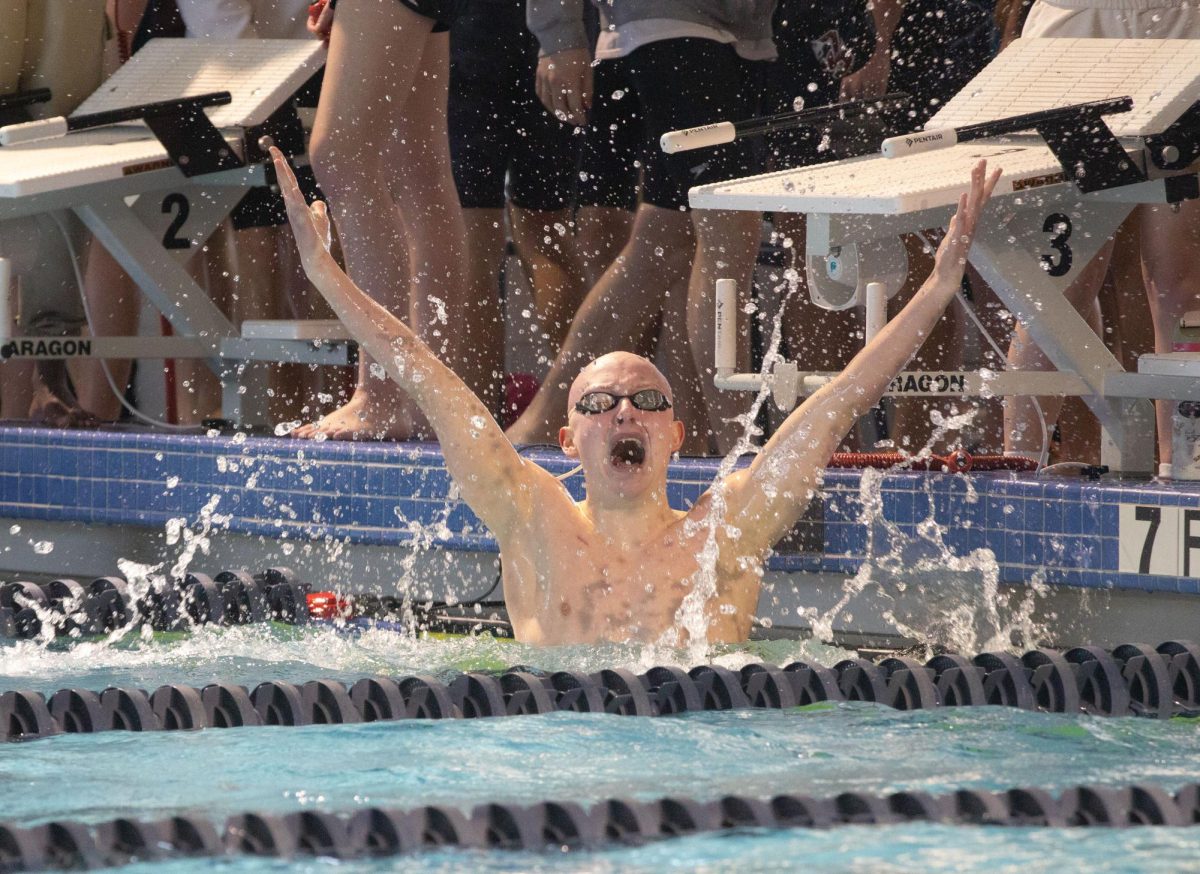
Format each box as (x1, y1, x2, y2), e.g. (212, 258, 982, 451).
(0, 623, 843, 695)
(3, 627, 1200, 871)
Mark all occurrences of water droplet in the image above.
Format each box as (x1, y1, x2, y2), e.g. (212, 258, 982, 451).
(32, 540, 53, 555)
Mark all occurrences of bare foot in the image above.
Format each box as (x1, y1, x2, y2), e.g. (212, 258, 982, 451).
(291, 388, 431, 441)
(29, 363, 104, 429)
(29, 393, 103, 428)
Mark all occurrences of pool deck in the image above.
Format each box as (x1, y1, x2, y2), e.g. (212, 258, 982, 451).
(0, 426, 1196, 646)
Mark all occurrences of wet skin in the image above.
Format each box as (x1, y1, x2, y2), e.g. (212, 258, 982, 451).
(270, 147, 1000, 646)
(501, 352, 761, 644)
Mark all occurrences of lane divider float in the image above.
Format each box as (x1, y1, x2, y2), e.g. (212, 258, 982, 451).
(3, 640, 1198, 741)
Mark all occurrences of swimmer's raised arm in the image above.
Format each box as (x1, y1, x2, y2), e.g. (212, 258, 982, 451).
(270, 149, 559, 539)
(724, 159, 1001, 556)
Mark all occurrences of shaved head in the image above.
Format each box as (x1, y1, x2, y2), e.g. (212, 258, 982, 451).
(567, 352, 673, 415)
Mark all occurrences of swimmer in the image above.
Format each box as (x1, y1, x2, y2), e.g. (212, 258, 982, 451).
(272, 146, 999, 646)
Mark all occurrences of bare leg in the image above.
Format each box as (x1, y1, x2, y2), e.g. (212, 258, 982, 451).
(687, 208, 761, 454)
(1139, 198, 1200, 466)
(301, 2, 445, 439)
(661, 262, 708, 455)
(0, 270, 33, 420)
(1048, 290, 1105, 465)
(388, 35, 496, 415)
(572, 205, 635, 289)
(509, 206, 589, 352)
(1003, 241, 1112, 459)
(273, 224, 353, 424)
(455, 205, 506, 406)
(71, 241, 138, 421)
(507, 203, 693, 444)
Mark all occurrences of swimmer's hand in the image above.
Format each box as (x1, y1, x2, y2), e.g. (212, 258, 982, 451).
(722, 158, 1001, 559)
(271, 147, 334, 272)
(536, 48, 592, 127)
(930, 159, 1001, 285)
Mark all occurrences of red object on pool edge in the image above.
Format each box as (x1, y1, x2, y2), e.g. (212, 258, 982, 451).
(504, 372, 541, 428)
(307, 592, 354, 620)
(827, 450, 1038, 473)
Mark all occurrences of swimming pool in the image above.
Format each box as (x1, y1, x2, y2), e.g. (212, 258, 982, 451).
(2, 427, 1198, 652)
(2, 427, 1200, 869)
(3, 623, 1200, 870)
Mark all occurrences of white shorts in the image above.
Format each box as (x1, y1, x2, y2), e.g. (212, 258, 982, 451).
(1023, 0, 1200, 39)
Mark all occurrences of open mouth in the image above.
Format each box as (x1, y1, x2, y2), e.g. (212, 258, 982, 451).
(610, 437, 646, 468)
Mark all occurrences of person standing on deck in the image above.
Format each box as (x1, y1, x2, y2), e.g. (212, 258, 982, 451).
(507, 0, 777, 456)
(271, 145, 999, 646)
(1000, 0, 1200, 475)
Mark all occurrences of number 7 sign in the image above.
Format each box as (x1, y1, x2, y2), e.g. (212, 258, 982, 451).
(1119, 504, 1200, 577)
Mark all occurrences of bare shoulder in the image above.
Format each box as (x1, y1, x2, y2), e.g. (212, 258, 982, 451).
(501, 464, 586, 540)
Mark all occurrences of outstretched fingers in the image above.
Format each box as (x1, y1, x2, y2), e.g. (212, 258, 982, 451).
(270, 147, 327, 265)
(958, 160, 1001, 241)
(936, 160, 1001, 273)
(310, 200, 333, 253)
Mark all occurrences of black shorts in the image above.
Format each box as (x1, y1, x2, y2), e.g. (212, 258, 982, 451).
(887, 0, 996, 127)
(579, 38, 765, 212)
(448, 1, 581, 211)
(766, 0, 877, 169)
(397, 0, 456, 31)
(232, 102, 322, 230)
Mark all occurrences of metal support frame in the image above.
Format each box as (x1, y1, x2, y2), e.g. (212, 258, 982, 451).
(2, 163, 352, 426)
(967, 193, 1156, 472)
(741, 169, 1198, 474)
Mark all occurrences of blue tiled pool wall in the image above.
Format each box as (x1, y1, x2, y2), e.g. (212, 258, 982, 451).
(0, 427, 1197, 594)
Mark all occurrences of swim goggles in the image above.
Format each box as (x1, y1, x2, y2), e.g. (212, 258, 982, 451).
(574, 389, 672, 415)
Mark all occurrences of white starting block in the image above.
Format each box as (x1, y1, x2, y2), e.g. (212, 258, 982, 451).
(691, 38, 1200, 474)
(0, 39, 346, 425)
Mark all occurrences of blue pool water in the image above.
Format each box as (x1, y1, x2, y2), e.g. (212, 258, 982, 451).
(4, 628, 1200, 871)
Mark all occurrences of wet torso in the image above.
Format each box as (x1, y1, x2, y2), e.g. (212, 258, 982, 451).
(498, 493, 764, 646)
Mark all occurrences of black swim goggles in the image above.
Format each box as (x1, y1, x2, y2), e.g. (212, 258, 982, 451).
(574, 389, 672, 415)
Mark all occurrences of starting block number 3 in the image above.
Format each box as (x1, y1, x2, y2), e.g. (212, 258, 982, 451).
(1041, 213, 1072, 277)
(1119, 504, 1200, 578)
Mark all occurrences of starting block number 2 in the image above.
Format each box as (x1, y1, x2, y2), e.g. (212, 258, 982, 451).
(1118, 504, 1200, 578)
(161, 194, 191, 250)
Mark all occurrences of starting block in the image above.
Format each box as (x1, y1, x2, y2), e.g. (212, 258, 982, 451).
(0, 38, 346, 425)
(691, 38, 1200, 474)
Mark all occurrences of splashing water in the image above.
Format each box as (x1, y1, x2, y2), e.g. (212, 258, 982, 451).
(0, 618, 845, 695)
(796, 412, 1051, 655)
(661, 267, 804, 662)
(659, 254, 1052, 659)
